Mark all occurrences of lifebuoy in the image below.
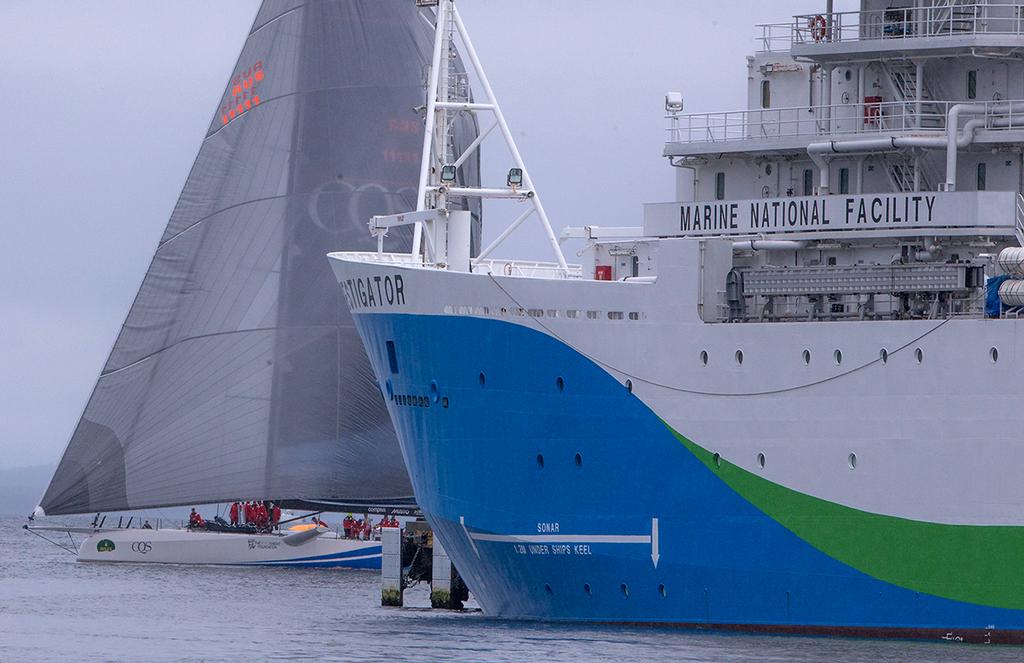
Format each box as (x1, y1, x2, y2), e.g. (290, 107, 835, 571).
(810, 14, 827, 42)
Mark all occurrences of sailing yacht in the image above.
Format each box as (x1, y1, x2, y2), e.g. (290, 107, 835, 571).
(29, 0, 479, 568)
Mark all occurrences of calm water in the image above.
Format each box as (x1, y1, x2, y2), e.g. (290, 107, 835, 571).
(1, 516, 1020, 662)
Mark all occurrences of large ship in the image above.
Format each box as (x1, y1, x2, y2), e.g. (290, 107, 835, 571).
(330, 0, 1024, 642)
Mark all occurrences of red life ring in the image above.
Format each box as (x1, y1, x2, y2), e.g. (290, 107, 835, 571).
(810, 14, 828, 42)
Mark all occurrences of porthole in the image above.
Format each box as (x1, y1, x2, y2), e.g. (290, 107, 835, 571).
(848, 452, 857, 470)
(834, 349, 843, 365)
(802, 349, 811, 365)
(584, 583, 592, 596)
(556, 376, 565, 392)
(659, 584, 667, 598)
(544, 584, 553, 595)
(625, 379, 633, 393)
(735, 350, 744, 366)
(536, 454, 545, 469)
(385, 379, 394, 400)
(712, 453, 722, 469)
(621, 583, 630, 598)
(479, 372, 486, 387)
(700, 350, 709, 366)
(880, 348, 888, 363)
(441, 396, 449, 409)
(915, 348, 924, 364)
(574, 453, 583, 468)
(757, 452, 766, 469)
(430, 381, 439, 404)
(991, 347, 999, 363)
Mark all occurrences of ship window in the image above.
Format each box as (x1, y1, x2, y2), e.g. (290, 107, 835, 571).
(659, 584, 667, 598)
(430, 381, 439, 403)
(977, 162, 987, 191)
(991, 347, 999, 363)
(838, 167, 850, 194)
(700, 350, 709, 366)
(556, 376, 565, 392)
(848, 453, 857, 470)
(967, 70, 977, 99)
(713, 452, 722, 469)
(479, 372, 486, 387)
(442, 397, 449, 408)
(537, 454, 545, 469)
(757, 452, 766, 469)
(735, 349, 744, 365)
(915, 347, 924, 364)
(584, 583, 592, 596)
(760, 80, 771, 109)
(575, 453, 583, 468)
(544, 584, 553, 594)
(834, 349, 843, 365)
(386, 340, 399, 375)
(802, 349, 811, 365)
(880, 348, 889, 363)
(621, 583, 630, 598)
(715, 172, 726, 201)
(625, 379, 633, 393)
(803, 169, 814, 196)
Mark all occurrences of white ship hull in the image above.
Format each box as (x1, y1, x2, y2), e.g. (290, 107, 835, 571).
(77, 528, 381, 568)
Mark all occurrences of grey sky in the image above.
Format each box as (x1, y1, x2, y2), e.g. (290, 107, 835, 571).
(1, 0, 843, 469)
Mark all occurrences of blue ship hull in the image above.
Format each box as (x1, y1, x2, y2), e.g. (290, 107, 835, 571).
(354, 312, 1024, 643)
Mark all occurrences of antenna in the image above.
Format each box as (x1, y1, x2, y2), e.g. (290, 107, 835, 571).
(407, 0, 570, 274)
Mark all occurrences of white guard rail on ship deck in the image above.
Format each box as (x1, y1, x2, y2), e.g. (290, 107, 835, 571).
(758, 4, 1024, 52)
(332, 252, 582, 280)
(666, 98, 1024, 145)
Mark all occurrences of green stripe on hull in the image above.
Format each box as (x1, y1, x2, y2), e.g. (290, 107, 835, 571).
(667, 424, 1024, 610)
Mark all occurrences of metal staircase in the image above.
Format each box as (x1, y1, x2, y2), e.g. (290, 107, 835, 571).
(884, 153, 940, 192)
(881, 62, 945, 130)
(927, 0, 978, 35)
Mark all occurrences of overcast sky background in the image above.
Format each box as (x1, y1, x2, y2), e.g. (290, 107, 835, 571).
(0, 1, 850, 471)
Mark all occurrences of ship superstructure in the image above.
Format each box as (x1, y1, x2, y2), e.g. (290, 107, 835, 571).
(329, 0, 1024, 643)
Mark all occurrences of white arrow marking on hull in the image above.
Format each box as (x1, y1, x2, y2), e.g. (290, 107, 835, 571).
(651, 517, 659, 568)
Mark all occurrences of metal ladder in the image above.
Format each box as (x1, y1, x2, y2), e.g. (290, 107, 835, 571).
(881, 62, 944, 130)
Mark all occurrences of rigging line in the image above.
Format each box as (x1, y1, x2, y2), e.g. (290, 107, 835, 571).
(485, 273, 962, 398)
(99, 324, 340, 378)
(23, 527, 77, 555)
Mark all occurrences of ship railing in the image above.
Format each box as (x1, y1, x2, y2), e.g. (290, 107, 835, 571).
(763, 4, 1024, 50)
(334, 251, 583, 279)
(666, 97, 1024, 145)
(473, 258, 583, 280)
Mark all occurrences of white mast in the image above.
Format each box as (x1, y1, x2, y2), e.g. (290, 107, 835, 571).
(401, 0, 569, 274)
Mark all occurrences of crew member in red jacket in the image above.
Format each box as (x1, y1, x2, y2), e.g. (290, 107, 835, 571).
(188, 508, 205, 529)
(270, 503, 281, 529)
(229, 501, 240, 526)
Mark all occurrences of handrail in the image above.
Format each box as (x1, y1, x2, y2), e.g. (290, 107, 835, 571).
(757, 3, 1024, 52)
(666, 97, 1024, 146)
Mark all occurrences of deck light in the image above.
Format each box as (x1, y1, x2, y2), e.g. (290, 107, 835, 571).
(507, 168, 523, 188)
(665, 91, 684, 113)
(440, 164, 457, 183)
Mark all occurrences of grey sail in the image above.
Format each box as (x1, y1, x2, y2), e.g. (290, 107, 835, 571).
(40, 0, 480, 515)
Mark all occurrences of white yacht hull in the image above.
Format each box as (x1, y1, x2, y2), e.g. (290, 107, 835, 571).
(77, 528, 381, 568)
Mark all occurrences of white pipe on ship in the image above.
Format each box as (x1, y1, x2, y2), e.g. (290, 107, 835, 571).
(733, 239, 807, 251)
(807, 102, 998, 193)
